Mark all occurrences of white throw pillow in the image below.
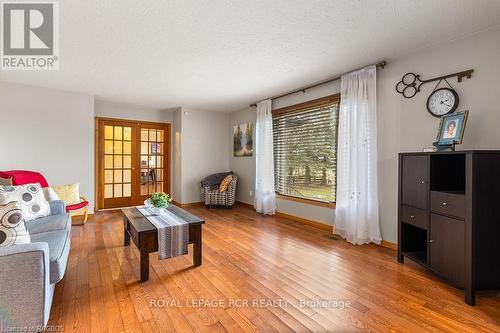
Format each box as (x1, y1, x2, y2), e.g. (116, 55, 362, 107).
(0, 183, 51, 221)
(43, 186, 61, 202)
(0, 201, 30, 246)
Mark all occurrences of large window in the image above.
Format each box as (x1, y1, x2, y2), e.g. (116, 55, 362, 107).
(273, 94, 339, 203)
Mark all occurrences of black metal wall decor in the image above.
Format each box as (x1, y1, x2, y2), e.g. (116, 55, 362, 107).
(395, 69, 473, 98)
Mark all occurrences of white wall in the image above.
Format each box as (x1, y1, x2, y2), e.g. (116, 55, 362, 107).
(377, 26, 500, 242)
(229, 26, 500, 241)
(0, 85, 230, 209)
(94, 99, 174, 123)
(229, 108, 256, 205)
(172, 108, 183, 202)
(95, 100, 176, 195)
(0, 82, 95, 211)
(179, 108, 230, 204)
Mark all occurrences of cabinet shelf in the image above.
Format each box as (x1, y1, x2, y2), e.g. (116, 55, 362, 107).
(430, 154, 465, 193)
(435, 190, 465, 195)
(402, 251, 427, 266)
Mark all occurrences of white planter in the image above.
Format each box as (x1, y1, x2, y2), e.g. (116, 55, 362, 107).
(153, 207, 164, 215)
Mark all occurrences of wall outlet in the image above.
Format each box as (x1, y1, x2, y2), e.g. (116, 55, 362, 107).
(249, 190, 253, 197)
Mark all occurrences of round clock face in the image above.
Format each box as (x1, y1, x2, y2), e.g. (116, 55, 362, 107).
(426, 88, 459, 117)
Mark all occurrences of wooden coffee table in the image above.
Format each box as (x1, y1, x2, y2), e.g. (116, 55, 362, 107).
(122, 206, 204, 282)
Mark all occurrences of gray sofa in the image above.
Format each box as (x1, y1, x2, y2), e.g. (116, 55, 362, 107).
(0, 200, 71, 331)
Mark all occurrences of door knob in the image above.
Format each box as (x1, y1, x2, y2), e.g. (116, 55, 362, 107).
(442, 202, 448, 206)
(429, 239, 434, 243)
(410, 215, 415, 218)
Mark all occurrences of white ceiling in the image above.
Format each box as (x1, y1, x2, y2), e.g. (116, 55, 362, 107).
(1, 0, 500, 112)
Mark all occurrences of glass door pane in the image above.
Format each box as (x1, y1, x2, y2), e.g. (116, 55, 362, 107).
(103, 125, 132, 200)
(140, 128, 165, 196)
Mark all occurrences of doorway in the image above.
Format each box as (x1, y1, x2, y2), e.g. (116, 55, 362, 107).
(95, 118, 171, 209)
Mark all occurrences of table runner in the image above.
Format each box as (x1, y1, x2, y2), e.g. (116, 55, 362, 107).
(137, 205, 189, 259)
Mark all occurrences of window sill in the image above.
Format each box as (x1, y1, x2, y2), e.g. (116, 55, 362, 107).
(276, 194, 336, 209)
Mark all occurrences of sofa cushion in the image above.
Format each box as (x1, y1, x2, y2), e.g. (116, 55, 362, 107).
(25, 213, 71, 235)
(31, 229, 71, 283)
(0, 177, 12, 186)
(49, 200, 66, 216)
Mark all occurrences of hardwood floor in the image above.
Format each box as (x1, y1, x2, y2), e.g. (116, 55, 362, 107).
(48, 204, 500, 332)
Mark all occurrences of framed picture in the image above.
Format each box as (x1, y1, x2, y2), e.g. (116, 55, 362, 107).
(150, 142, 161, 155)
(436, 110, 469, 145)
(233, 122, 253, 157)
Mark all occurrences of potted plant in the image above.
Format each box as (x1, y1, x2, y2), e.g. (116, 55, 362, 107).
(148, 192, 171, 215)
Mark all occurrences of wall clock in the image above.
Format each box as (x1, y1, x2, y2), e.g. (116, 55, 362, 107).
(426, 87, 459, 117)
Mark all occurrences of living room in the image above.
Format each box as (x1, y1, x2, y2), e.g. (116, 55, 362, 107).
(1, 1, 500, 332)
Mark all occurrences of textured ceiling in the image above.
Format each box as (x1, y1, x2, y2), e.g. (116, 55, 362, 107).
(1, 0, 500, 111)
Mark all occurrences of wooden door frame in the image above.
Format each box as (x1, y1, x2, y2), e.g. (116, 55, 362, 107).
(95, 117, 171, 211)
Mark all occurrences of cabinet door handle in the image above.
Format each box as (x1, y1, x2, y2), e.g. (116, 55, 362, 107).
(420, 180, 426, 184)
(442, 202, 448, 206)
(410, 215, 415, 218)
(429, 239, 434, 243)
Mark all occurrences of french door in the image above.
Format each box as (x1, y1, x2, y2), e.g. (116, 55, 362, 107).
(96, 118, 170, 209)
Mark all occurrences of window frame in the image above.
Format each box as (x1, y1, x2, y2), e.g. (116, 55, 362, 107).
(272, 93, 340, 208)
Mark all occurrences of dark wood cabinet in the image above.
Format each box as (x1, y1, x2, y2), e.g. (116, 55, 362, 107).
(398, 151, 500, 305)
(429, 213, 465, 286)
(402, 155, 429, 210)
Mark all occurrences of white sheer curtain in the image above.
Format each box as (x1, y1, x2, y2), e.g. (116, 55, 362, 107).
(334, 65, 381, 245)
(254, 99, 276, 215)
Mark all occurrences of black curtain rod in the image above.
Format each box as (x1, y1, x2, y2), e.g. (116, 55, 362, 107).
(250, 61, 386, 107)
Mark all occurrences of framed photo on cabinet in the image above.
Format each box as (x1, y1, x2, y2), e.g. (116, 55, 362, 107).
(436, 110, 469, 145)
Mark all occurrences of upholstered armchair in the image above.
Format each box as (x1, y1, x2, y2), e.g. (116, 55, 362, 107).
(201, 172, 238, 208)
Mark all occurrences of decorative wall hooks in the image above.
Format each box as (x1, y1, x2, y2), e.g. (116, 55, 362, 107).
(395, 69, 473, 98)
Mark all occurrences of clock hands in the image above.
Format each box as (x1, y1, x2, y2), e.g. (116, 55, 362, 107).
(440, 99, 452, 107)
(426, 88, 460, 117)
